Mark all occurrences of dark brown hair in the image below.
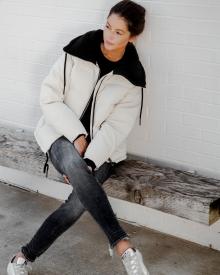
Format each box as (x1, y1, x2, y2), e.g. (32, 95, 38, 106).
(108, 0, 146, 37)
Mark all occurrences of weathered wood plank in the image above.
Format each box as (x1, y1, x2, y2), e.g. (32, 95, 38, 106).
(0, 125, 63, 181)
(0, 124, 219, 225)
(107, 161, 220, 225)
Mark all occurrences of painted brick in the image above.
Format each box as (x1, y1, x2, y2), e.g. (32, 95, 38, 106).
(1, 0, 220, 178)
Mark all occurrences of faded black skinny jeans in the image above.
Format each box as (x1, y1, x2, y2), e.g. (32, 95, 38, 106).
(21, 136, 129, 262)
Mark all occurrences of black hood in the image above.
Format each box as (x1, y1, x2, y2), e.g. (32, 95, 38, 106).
(63, 29, 146, 88)
(63, 29, 146, 125)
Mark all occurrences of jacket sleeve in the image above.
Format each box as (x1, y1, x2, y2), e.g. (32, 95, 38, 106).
(39, 53, 88, 143)
(83, 86, 142, 169)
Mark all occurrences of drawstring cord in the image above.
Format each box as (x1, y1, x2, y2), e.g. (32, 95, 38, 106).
(139, 87, 143, 125)
(43, 152, 49, 178)
(63, 52, 67, 95)
(43, 53, 67, 178)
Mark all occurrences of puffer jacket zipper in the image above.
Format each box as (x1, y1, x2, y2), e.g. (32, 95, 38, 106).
(80, 64, 100, 121)
(90, 73, 114, 165)
(90, 75, 107, 139)
(79, 94, 93, 121)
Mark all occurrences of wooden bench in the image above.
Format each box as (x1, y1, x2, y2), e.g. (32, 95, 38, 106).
(0, 124, 219, 226)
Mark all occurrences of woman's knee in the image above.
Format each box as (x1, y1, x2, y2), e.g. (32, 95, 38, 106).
(61, 154, 88, 177)
(49, 136, 86, 173)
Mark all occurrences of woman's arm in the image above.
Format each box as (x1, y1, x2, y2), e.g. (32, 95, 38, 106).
(40, 53, 88, 143)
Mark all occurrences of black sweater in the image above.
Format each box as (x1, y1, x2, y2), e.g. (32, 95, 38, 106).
(80, 43, 124, 144)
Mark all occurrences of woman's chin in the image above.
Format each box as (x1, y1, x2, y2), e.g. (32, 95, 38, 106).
(104, 41, 115, 50)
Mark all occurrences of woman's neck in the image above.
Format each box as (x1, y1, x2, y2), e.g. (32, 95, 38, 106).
(100, 42, 126, 62)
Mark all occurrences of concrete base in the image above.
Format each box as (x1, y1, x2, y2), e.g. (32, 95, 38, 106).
(1, 182, 220, 275)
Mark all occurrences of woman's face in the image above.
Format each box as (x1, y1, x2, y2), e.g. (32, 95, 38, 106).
(103, 13, 136, 51)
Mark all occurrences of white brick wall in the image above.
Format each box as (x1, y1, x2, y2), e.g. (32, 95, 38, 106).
(1, 1, 220, 178)
(128, 0, 220, 179)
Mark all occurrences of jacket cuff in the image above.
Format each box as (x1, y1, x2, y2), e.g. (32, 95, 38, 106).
(83, 158, 96, 171)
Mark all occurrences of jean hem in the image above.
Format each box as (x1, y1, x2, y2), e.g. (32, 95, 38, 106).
(21, 247, 36, 263)
(110, 235, 130, 249)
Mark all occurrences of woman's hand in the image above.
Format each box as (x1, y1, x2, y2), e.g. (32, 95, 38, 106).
(73, 134, 88, 157)
(63, 174, 70, 184)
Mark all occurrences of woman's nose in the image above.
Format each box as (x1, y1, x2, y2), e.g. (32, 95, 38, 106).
(107, 29, 115, 39)
(108, 32, 115, 41)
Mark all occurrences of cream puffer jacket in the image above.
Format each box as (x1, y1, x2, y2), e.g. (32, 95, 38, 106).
(34, 29, 146, 174)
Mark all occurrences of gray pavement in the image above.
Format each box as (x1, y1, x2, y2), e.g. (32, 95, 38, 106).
(0, 181, 219, 275)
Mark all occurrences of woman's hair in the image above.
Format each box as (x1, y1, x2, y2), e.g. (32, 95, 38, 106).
(108, 0, 146, 37)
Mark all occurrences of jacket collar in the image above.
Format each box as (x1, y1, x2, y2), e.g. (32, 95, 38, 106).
(63, 29, 146, 88)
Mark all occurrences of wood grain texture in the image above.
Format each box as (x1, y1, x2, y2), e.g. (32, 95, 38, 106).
(107, 161, 220, 225)
(0, 124, 219, 225)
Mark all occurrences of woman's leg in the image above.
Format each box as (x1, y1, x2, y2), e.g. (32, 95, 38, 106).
(21, 136, 128, 262)
(21, 189, 84, 262)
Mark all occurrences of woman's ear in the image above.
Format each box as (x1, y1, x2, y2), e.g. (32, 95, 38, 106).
(129, 35, 138, 43)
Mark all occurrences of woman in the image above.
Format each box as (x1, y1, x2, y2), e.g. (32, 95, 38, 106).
(7, 1, 149, 274)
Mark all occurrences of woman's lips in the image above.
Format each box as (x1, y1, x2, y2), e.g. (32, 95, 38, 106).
(106, 40, 114, 46)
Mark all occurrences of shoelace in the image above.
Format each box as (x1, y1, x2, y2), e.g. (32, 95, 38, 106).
(14, 261, 32, 275)
(14, 263, 27, 275)
(122, 250, 139, 275)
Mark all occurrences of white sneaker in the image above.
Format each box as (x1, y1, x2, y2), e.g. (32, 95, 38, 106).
(7, 255, 32, 275)
(121, 248, 150, 275)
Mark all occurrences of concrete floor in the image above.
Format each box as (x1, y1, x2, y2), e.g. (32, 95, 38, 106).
(0, 182, 219, 275)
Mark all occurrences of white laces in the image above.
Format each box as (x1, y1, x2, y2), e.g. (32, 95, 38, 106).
(126, 254, 138, 274)
(14, 263, 28, 275)
(122, 249, 140, 275)
(13, 258, 32, 275)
